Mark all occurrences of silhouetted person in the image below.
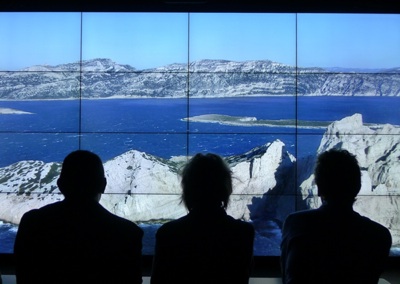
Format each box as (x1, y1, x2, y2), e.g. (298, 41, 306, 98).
(281, 149, 392, 284)
(14, 150, 143, 284)
(151, 153, 255, 284)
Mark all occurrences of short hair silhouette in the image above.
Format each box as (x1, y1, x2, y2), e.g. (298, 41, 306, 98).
(15, 150, 143, 284)
(281, 148, 392, 283)
(57, 150, 106, 199)
(314, 148, 361, 204)
(181, 153, 232, 210)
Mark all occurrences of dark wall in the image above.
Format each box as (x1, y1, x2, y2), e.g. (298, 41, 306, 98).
(1, 0, 400, 13)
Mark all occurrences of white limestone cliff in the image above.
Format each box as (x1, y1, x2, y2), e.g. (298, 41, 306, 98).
(100, 150, 186, 221)
(1, 114, 398, 247)
(228, 140, 296, 222)
(0, 140, 295, 225)
(300, 113, 400, 245)
(2, 59, 399, 99)
(91, 141, 296, 222)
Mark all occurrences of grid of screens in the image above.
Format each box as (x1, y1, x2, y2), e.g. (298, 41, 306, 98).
(0, 13, 400, 255)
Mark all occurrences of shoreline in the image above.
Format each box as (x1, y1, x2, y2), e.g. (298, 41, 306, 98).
(0, 94, 295, 102)
(0, 94, 393, 102)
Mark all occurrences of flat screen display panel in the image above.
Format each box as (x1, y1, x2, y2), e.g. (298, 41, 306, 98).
(0, 12, 399, 256)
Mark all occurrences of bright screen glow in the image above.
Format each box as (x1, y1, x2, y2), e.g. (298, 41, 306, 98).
(0, 12, 399, 256)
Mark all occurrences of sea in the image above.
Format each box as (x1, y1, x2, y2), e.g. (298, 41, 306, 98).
(1, 96, 399, 255)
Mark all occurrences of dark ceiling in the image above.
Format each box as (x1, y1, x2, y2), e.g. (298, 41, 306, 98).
(1, 0, 400, 13)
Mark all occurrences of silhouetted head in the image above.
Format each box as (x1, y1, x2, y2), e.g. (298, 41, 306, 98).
(57, 150, 106, 201)
(315, 148, 361, 205)
(181, 153, 232, 211)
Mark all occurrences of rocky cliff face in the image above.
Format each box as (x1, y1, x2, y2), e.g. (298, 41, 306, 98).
(0, 140, 296, 226)
(300, 113, 400, 245)
(1, 58, 399, 99)
(1, 114, 399, 245)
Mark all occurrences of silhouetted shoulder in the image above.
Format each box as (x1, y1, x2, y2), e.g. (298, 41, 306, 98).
(17, 201, 65, 230)
(19, 200, 143, 235)
(16, 200, 143, 284)
(281, 206, 392, 284)
(157, 210, 254, 238)
(281, 208, 320, 233)
(153, 211, 254, 284)
(99, 204, 144, 233)
(283, 207, 391, 243)
(224, 214, 255, 236)
(357, 214, 392, 245)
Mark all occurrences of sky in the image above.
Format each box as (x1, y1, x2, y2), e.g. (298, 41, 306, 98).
(1, 12, 400, 70)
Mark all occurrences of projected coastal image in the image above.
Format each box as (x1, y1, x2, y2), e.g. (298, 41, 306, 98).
(0, 12, 400, 256)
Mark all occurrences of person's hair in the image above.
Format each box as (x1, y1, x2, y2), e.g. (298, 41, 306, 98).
(58, 150, 105, 199)
(314, 148, 361, 204)
(181, 153, 232, 211)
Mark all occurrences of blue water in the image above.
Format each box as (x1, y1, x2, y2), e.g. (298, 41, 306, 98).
(2, 96, 399, 167)
(1, 96, 400, 255)
(0, 222, 17, 253)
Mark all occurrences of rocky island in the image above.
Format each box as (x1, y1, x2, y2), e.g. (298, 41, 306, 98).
(0, 107, 33, 114)
(183, 114, 331, 128)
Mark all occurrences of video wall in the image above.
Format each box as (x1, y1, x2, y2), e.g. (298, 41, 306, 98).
(0, 12, 399, 255)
